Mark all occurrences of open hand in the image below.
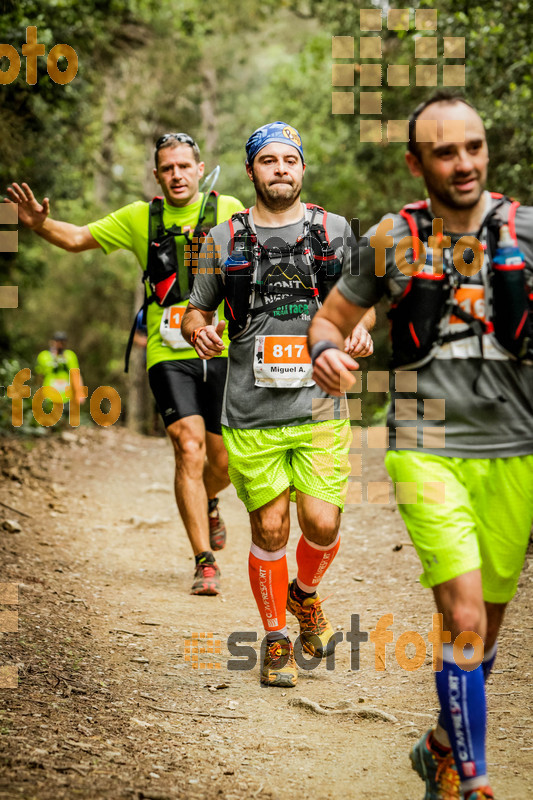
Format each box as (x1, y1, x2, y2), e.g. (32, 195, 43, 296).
(4, 182, 50, 230)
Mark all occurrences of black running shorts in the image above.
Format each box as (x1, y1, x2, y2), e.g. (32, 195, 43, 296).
(148, 358, 228, 434)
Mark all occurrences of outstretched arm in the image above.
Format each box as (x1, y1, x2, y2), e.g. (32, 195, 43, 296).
(308, 286, 370, 396)
(5, 182, 100, 253)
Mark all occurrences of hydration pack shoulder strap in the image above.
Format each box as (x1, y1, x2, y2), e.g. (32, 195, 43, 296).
(306, 204, 343, 297)
(399, 201, 432, 262)
(391, 201, 475, 369)
(126, 194, 218, 372)
(193, 190, 219, 239)
(143, 195, 185, 308)
(149, 196, 166, 241)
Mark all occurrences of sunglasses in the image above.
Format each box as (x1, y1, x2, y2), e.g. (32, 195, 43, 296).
(155, 132, 197, 150)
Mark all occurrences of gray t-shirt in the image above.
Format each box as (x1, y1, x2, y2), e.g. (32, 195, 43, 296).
(337, 192, 533, 458)
(190, 207, 352, 429)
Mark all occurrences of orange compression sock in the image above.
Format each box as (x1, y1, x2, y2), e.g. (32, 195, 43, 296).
(249, 543, 288, 633)
(295, 532, 340, 594)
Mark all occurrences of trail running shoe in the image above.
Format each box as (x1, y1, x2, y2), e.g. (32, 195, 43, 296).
(261, 637, 298, 688)
(190, 560, 221, 596)
(463, 788, 494, 800)
(410, 729, 460, 800)
(208, 498, 227, 551)
(286, 579, 336, 658)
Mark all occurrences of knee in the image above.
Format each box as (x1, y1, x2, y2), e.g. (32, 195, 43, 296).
(169, 431, 205, 466)
(255, 530, 288, 552)
(301, 514, 340, 547)
(252, 516, 289, 552)
(446, 604, 486, 641)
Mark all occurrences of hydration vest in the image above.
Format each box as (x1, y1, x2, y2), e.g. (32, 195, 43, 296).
(145, 191, 219, 306)
(223, 204, 343, 340)
(388, 193, 533, 369)
(124, 191, 218, 371)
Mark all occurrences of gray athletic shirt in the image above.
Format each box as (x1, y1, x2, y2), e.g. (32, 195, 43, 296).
(190, 208, 352, 429)
(336, 192, 533, 458)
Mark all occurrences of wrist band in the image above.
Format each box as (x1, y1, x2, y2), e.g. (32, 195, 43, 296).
(191, 326, 207, 344)
(310, 340, 340, 365)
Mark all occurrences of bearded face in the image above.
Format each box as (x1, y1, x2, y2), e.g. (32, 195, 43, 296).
(247, 143, 305, 211)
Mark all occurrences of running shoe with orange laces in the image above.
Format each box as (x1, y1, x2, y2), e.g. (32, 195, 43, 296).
(410, 729, 460, 800)
(208, 498, 227, 551)
(261, 636, 298, 687)
(190, 558, 221, 595)
(286, 579, 336, 658)
(463, 788, 494, 800)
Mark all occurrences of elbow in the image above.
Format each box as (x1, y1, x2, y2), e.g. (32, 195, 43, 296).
(68, 238, 87, 253)
(68, 226, 95, 252)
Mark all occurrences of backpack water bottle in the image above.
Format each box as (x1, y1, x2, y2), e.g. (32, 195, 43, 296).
(223, 239, 254, 339)
(491, 225, 530, 358)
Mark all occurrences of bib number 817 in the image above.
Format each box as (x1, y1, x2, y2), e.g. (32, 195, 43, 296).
(272, 343, 304, 359)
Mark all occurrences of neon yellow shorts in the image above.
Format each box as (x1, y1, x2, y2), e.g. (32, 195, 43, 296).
(222, 420, 351, 513)
(385, 450, 533, 603)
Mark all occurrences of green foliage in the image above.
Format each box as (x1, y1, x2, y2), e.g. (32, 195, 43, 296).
(300, 0, 533, 206)
(1, 0, 160, 391)
(0, 357, 43, 434)
(0, 0, 157, 194)
(428, 0, 533, 202)
(2, 0, 532, 418)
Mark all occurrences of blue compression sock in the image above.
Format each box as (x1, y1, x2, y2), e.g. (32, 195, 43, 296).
(435, 644, 487, 782)
(437, 639, 497, 732)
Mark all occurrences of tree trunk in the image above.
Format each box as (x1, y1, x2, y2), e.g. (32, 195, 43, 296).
(201, 64, 218, 158)
(94, 75, 116, 206)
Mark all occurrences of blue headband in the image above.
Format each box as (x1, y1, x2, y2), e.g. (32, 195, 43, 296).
(245, 121, 304, 164)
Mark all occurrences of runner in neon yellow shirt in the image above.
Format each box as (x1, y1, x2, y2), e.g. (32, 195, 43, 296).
(35, 331, 81, 404)
(8, 134, 244, 596)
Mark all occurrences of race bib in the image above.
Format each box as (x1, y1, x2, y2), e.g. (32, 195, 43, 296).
(160, 306, 219, 350)
(437, 285, 506, 361)
(449, 285, 486, 326)
(253, 335, 315, 388)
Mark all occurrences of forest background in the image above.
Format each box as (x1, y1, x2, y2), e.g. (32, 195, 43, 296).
(1, 0, 532, 431)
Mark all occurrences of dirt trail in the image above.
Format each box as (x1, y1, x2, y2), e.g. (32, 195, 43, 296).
(0, 426, 532, 800)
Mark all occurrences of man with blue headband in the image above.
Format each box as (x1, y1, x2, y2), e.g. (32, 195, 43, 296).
(183, 121, 375, 687)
